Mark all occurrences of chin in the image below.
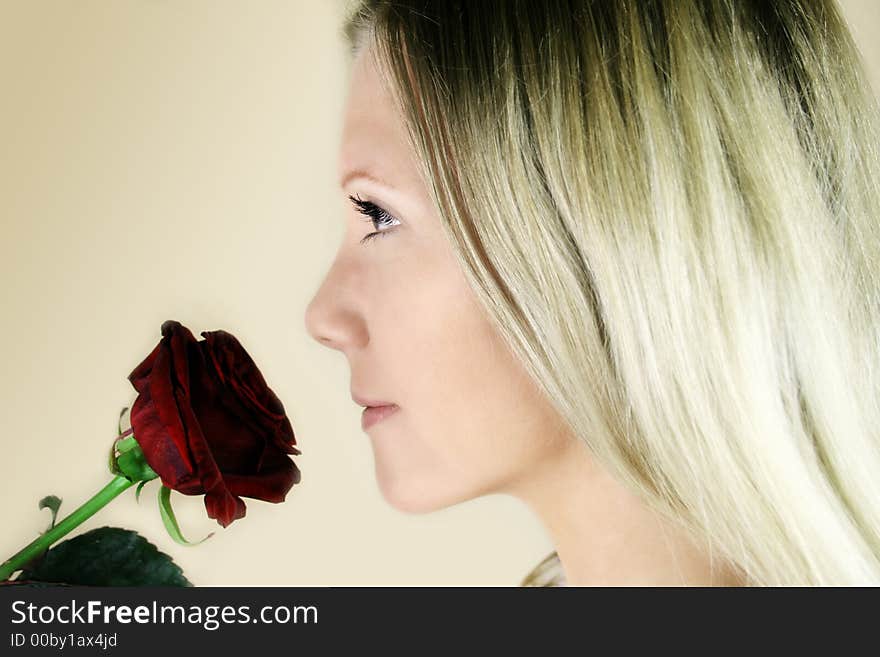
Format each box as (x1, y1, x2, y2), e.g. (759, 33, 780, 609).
(375, 469, 475, 515)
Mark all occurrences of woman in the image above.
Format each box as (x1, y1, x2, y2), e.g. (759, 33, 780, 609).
(305, 0, 880, 586)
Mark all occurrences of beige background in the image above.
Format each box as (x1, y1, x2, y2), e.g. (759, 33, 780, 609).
(1, 0, 878, 586)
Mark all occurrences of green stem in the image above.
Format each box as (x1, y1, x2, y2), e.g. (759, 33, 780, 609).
(0, 475, 135, 581)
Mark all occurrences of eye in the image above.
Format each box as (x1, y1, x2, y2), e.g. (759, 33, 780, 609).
(348, 194, 401, 244)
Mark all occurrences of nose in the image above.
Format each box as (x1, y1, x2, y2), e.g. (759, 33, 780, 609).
(304, 287, 339, 350)
(303, 261, 366, 352)
(304, 293, 334, 349)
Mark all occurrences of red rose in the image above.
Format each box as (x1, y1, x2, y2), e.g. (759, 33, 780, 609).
(127, 320, 301, 528)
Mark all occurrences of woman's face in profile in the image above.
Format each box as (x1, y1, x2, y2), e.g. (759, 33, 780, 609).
(304, 44, 574, 513)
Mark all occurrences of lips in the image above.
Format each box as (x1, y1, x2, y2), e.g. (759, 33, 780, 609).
(351, 392, 395, 408)
(351, 390, 399, 430)
(361, 404, 400, 430)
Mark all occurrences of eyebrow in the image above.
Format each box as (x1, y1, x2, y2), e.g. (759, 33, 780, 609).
(338, 168, 398, 192)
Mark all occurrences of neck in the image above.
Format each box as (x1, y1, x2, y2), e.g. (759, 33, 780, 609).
(503, 435, 744, 587)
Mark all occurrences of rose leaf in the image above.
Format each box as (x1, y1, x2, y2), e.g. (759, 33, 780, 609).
(17, 526, 191, 586)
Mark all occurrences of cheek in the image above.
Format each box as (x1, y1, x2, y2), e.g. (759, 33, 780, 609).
(378, 264, 554, 494)
(363, 240, 568, 510)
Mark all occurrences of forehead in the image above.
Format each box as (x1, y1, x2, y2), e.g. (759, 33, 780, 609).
(337, 47, 418, 189)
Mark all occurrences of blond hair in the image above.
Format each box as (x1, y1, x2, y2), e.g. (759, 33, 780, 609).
(342, 0, 880, 586)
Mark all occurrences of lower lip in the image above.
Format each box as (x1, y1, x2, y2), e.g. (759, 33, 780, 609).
(361, 404, 399, 430)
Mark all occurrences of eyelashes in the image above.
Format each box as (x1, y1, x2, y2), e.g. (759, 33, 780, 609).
(348, 194, 401, 244)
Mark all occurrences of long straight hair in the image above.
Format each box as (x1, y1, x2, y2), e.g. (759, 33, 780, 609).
(342, 0, 880, 586)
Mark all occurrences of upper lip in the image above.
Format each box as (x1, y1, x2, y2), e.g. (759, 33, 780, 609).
(351, 392, 396, 408)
